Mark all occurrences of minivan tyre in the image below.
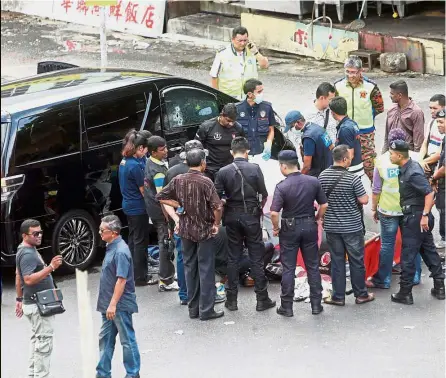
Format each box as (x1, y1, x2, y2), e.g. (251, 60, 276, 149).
(51, 209, 98, 272)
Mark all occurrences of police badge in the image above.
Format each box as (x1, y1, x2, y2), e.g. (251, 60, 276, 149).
(260, 110, 266, 118)
(240, 112, 245, 117)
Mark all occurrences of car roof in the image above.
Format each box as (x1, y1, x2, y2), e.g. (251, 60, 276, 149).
(1, 67, 170, 114)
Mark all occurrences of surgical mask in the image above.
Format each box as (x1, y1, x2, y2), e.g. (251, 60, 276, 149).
(254, 92, 264, 104)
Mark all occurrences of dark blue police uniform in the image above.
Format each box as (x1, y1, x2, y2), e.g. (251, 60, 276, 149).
(302, 122, 333, 177)
(215, 157, 276, 311)
(390, 140, 445, 304)
(236, 100, 276, 155)
(270, 151, 327, 316)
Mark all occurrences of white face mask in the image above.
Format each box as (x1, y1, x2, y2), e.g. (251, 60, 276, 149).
(254, 92, 264, 104)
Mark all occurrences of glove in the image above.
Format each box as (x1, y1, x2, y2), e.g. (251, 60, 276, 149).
(262, 141, 272, 161)
(248, 41, 259, 55)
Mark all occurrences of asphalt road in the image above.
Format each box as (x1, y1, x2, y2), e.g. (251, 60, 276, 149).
(1, 12, 445, 378)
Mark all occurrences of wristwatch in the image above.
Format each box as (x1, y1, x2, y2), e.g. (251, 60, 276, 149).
(422, 212, 429, 217)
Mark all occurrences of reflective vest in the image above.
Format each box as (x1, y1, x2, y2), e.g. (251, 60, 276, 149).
(217, 45, 258, 100)
(375, 153, 403, 216)
(302, 122, 333, 177)
(335, 78, 376, 133)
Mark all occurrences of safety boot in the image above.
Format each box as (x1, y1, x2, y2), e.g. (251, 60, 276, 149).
(256, 297, 276, 311)
(224, 291, 238, 311)
(276, 300, 293, 317)
(431, 279, 446, 300)
(391, 286, 414, 305)
(310, 298, 324, 315)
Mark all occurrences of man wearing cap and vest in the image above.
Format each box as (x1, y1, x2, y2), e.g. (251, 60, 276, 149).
(334, 55, 384, 182)
(389, 139, 445, 305)
(284, 110, 334, 177)
(210, 26, 269, 100)
(367, 128, 422, 289)
(236, 79, 277, 160)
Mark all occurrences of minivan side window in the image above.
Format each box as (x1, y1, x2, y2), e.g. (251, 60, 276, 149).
(15, 106, 80, 166)
(163, 87, 219, 129)
(83, 93, 147, 147)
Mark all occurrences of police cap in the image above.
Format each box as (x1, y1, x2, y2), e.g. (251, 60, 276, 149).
(180, 140, 209, 160)
(389, 139, 410, 152)
(436, 109, 445, 118)
(284, 110, 304, 133)
(278, 150, 298, 162)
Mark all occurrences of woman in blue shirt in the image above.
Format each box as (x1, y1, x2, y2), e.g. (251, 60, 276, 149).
(119, 130, 155, 286)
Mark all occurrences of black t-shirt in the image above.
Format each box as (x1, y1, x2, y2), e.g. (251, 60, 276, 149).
(164, 162, 189, 186)
(16, 245, 55, 305)
(195, 117, 245, 172)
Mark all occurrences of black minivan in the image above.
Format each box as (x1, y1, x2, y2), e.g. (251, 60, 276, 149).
(1, 67, 294, 271)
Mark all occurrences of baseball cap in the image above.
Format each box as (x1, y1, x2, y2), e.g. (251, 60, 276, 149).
(179, 140, 208, 160)
(284, 110, 304, 133)
(389, 139, 410, 152)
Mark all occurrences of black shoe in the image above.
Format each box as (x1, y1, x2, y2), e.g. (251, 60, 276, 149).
(180, 299, 188, 305)
(310, 299, 324, 315)
(200, 310, 224, 321)
(225, 292, 238, 311)
(189, 311, 199, 319)
(431, 279, 446, 300)
(391, 289, 414, 305)
(256, 298, 276, 311)
(276, 306, 293, 317)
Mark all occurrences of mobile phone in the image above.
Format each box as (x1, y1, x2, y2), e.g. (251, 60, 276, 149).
(176, 206, 184, 215)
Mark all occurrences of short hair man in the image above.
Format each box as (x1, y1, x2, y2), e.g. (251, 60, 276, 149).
(144, 136, 179, 292)
(383, 80, 425, 153)
(419, 94, 446, 177)
(215, 137, 275, 312)
(236, 78, 277, 158)
(334, 55, 384, 182)
(388, 140, 445, 304)
(210, 26, 269, 100)
(15, 219, 63, 378)
(195, 103, 245, 181)
(329, 96, 364, 177)
(157, 149, 224, 320)
(318, 145, 374, 306)
(284, 110, 334, 177)
(96, 215, 141, 378)
(305, 82, 338, 143)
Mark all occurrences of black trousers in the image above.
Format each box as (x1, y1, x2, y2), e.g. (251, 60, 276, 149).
(225, 211, 268, 299)
(400, 211, 445, 288)
(181, 237, 216, 317)
(152, 219, 175, 285)
(279, 217, 322, 307)
(436, 185, 445, 240)
(127, 214, 149, 282)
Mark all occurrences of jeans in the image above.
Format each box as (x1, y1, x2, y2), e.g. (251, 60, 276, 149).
(327, 231, 368, 300)
(372, 214, 422, 288)
(22, 303, 54, 378)
(96, 312, 140, 378)
(127, 214, 149, 282)
(174, 234, 187, 301)
(153, 219, 175, 285)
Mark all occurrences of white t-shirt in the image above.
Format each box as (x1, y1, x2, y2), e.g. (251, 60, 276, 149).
(426, 119, 443, 156)
(209, 50, 245, 78)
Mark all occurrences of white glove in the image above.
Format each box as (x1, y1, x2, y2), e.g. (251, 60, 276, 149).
(248, 41, 259, 55)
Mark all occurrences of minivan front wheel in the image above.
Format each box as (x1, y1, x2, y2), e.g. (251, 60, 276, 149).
(52, 209, 98, 271)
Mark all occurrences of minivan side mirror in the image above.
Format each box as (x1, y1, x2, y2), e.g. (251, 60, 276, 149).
(1, 174, 25, 204)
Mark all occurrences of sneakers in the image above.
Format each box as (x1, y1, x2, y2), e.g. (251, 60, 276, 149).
(158, 281, 180, 292)
(215, 282, 226, 303)
(435, 240, 446, 249)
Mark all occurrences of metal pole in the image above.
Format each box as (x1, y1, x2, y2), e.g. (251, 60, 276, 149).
(100, 6, 107, 70)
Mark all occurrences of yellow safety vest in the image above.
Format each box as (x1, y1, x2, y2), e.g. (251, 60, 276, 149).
(217, 45, 258, 100)
(375, 153, 403, 216)
(335, 78, 375, 132)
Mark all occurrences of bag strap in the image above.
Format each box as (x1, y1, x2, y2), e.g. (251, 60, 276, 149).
(232, 162, 259, 213)
(323, 108, 330, 130)
(326, 170, 348, 199)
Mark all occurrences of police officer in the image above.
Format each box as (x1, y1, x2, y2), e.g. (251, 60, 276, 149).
(283, 110, 334, 177)
(215, 137, 276, 312)
(389, 140, 445, 304)
(210, 26, 269, 100)
(195, 103, 245, 181)
(236, 79, 277, 160)
(270, 150, 328, 317)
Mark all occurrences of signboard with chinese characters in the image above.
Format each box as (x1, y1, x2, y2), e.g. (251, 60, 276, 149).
(1, 0, 166, 38)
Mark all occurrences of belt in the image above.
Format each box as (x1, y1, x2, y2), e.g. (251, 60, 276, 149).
(281, 216, 315, 225)
(225, 206, 260, 215)
(401, 205, 424, 214)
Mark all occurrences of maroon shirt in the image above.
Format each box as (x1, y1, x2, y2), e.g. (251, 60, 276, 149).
(383, 99, 425, 153)
(156, 170, 221, 242)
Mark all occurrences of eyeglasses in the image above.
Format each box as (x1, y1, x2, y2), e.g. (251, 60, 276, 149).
(28, 231, 43, 237)
(99, 228, 112, 234)
(345, 69, 360, 77)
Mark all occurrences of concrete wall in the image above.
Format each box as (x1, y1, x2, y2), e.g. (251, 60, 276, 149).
(242, 13, 358, 64)
(1, 0, 166, 38)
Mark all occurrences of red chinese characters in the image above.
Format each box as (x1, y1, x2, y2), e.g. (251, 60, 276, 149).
(76, 0, 89, 15)
(61, 0, 73, 13)
(110, 0, 123, 22)
(125, 2, 139, 23)
(141, 5, 155, 29)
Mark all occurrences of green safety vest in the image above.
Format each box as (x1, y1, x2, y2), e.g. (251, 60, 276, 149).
(217, 45, 258, 100)
(375, 153, 403, 216)
(335, 78, 376, 132)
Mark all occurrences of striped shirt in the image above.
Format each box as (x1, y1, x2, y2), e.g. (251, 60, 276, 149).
(306, 106, 338, 146)
(318, 166, 367, 233)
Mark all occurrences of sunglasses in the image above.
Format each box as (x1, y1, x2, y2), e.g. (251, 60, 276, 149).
(28, 231, 43, 237)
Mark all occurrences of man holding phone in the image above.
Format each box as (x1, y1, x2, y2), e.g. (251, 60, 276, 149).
(210, 26, 269, 100)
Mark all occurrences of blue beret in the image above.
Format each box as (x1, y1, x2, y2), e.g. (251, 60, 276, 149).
(278, 150, 298, 161)
(389, 139, 410, 152)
